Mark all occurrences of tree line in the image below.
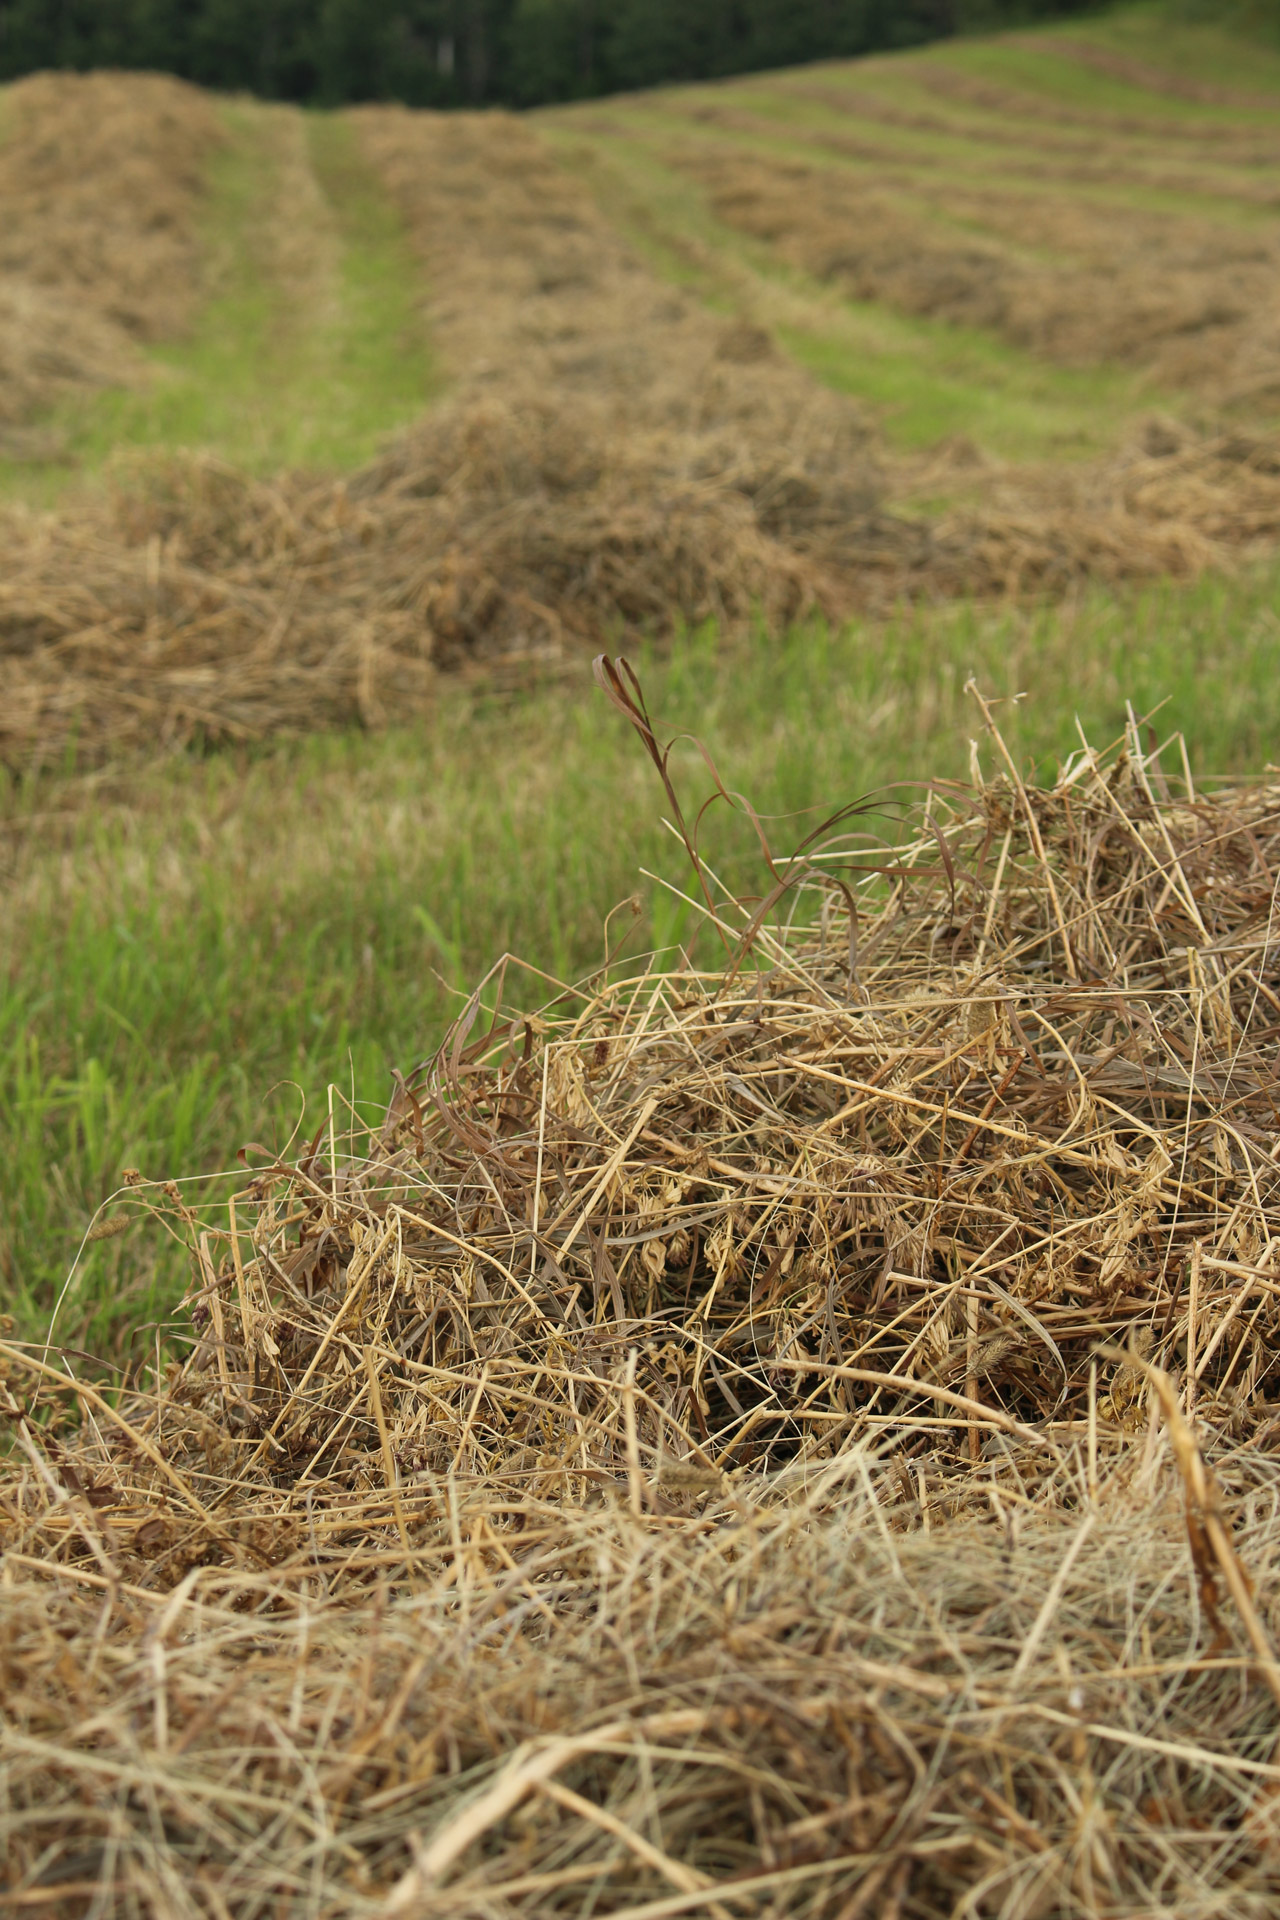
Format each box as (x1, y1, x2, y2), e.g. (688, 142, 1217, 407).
(0, 1, 1106, 109)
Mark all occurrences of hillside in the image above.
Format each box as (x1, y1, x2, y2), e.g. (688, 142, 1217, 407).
(3, 14, 1280, 765)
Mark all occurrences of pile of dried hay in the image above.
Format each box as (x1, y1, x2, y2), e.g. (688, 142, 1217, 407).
(0, 397, 863, 768)
(5, 680, 1280, 1914)
(918, 420, 1280, 596)
(0, 71, 224, 447)
(8, 406, 1280, 770)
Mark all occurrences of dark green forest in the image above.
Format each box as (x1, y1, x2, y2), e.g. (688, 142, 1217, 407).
(0, 0, 1104, 107)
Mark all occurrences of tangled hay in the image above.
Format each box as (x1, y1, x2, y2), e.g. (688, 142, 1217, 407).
(7, 407, 1280, 769)
(6, 679, 1280, 1914)
(0, 71, 224, 443)
(0, 391, 867, 768)
(919, 419, 1280, 595)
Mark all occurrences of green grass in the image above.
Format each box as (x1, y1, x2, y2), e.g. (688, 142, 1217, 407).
(940, 31, 1280, 123)
(0, 107, 434, 503)
(6, 565, 1280, 1365)
(300, 115, 438, 464)
(778, 316, 1137, 460)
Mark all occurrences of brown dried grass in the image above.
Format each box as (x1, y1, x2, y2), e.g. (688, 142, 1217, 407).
(7, 103, 1280, 769)
(8, 407, 1280, 768)
(0, 71, 224, 439)
(677, 141, 1280, 404)
(5, 686, 1280, 1914)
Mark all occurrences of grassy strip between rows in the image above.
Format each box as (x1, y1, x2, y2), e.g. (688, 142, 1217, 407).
(0, 104, 433, 503)
(4, 564, 1280, 1365)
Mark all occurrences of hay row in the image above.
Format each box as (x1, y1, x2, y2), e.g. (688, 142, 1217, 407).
(5, 694, 1280, 1911)
(909, 51, 1280, 148)
(0, 71, 224, 443)
(6, 100, 1280, 768)
(775, 70, 1280, 173)
(676, 94, 1280, 209)
(5, 409, 1280, 769)
(676, 138, 1280, 406)
(1024, 35, 1280, 115)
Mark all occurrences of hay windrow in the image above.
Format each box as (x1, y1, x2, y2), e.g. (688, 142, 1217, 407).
(676, 137, 1280, 404)
(0, 71, 225, 438)
(6, 693, 1280, 1912)
(5, 94, 1280, 764)
(6, 406, 1280, 768)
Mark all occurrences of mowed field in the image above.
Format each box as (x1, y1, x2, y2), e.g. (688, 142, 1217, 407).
(12, 12, 1280, 1916)
(5, 11, 1280, 1359)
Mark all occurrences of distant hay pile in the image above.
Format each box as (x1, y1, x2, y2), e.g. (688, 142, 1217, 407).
(6, 687, 1280, 1913)
(5, 410, 1280, 769)
(0, 71, 224, 448)
(670, 52, 1280, 411)
(5, 100, 1280, 767)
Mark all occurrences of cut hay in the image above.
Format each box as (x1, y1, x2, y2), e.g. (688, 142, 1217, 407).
(6, 409, 1280, 770)
(0, 280, 141, 453)
(5, 99, 1280, 767)
(6, 682, 1280, 1914)
(0, 71, 225, 439)
(677, 137, 1280, 403)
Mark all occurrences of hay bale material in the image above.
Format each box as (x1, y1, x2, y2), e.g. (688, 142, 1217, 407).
(6, 698, 1280, 1913)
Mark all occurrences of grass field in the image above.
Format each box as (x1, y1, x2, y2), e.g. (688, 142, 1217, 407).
(0, 105, 434, 500)
(4, 6, 1280, 1364)
(12, 13, 1280, 1915)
